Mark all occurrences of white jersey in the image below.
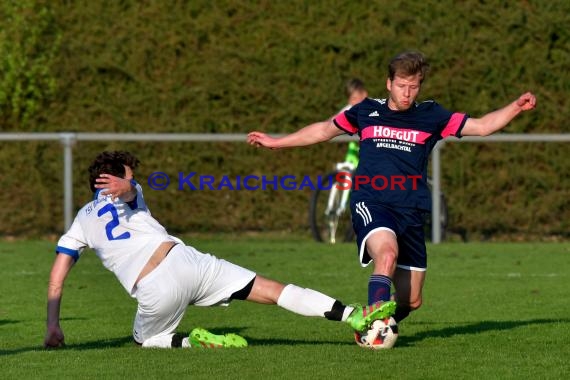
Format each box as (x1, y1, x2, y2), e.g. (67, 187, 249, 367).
(56, 183, 182, 296)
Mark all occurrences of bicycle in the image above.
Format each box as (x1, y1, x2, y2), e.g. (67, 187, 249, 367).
(309, 142, 449, 243)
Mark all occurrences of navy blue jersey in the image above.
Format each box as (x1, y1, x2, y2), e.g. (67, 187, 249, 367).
(333, 98, 468, 211)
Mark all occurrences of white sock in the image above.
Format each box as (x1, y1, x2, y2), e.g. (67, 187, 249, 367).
(141, 334, 191, 348)
(342, 306, 355, 322)
(277, 284, 336, 317)
(142, 334, 176, 348)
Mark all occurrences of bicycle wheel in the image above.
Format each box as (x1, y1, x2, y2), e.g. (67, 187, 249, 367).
(309, 171, 354, 244)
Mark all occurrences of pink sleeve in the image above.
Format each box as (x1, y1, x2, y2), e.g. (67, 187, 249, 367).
(441, 112, 468, 138)
(333, 112, 358, 134)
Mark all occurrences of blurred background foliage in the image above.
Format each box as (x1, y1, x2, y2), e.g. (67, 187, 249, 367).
(0, 0, 568, 240)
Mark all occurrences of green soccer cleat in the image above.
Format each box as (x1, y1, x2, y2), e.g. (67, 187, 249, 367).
(189, 327, 248, 348)
(346, 301, 397, 332)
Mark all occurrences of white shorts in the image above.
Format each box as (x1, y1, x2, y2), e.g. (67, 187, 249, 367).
(132, 244, 256, 344)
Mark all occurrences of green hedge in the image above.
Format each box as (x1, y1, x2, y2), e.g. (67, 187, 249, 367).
(0, 1, 60, 126)
(1, 0, 568, 240)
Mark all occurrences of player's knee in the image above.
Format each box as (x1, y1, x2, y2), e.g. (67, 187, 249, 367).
(384, 247, 398, 264)
(409, 298, 422, 310)
(370, 247, 397, 269)
(247, 275, 285, 304)
(397, 296, 422, 311)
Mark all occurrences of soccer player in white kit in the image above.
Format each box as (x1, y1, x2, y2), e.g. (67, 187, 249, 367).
(44, 151, 396, 349)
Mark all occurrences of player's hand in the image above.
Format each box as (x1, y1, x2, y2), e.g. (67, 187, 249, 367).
(515, 92, 536, 111)
(247, 131, 280, 149)
(44, 325, 65, 349)
(95, 174, 132, 200)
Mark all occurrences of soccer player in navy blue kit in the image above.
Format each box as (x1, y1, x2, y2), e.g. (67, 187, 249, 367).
(248, 51, 536, 343)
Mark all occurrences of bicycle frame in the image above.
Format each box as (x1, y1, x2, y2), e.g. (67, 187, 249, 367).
(323, 161, 354, 243)
(329, 162, 354, 215)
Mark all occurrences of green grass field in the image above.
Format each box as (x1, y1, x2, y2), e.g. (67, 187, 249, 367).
(1, 237, 569, 379)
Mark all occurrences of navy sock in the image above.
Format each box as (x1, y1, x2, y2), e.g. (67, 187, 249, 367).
(368, 274, 392, 304)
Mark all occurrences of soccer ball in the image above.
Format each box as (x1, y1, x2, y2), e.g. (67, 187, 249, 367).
(354, 317, 398, 349)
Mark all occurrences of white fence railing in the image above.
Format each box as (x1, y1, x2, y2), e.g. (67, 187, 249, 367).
(1, 133, 568, 243)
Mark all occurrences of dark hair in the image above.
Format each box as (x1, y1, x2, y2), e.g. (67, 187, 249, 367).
(388, 51, 430, 83)
(88, 151, 141, 193)
(344, 78, 366, 98)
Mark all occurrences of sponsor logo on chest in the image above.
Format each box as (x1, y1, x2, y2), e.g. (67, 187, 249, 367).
(361, 125, 431, 144)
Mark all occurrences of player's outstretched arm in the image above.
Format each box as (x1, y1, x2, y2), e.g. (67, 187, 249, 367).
(461, 92, 536, 137)
(45, 253, 75, 348)
(247, 119, 344, 149)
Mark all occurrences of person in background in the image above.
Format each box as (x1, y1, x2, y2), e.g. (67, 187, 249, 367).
(340, 78, 368, 115)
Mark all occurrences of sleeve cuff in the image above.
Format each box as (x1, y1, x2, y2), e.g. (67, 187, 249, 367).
(55, 246, 80, 262)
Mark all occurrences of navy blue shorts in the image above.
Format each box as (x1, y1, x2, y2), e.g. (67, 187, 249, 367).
(350, 200, 427, 271)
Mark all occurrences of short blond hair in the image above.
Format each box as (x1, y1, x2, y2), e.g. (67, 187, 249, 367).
(388, 51, 430, 83)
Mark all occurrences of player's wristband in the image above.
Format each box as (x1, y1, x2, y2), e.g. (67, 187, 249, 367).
(130, 179, 138, 188)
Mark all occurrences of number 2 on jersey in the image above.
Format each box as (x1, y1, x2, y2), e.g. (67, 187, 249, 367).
(98, 204, 131, 241)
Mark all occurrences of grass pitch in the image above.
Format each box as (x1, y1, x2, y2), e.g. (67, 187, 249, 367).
(1, 237, 569, 379)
